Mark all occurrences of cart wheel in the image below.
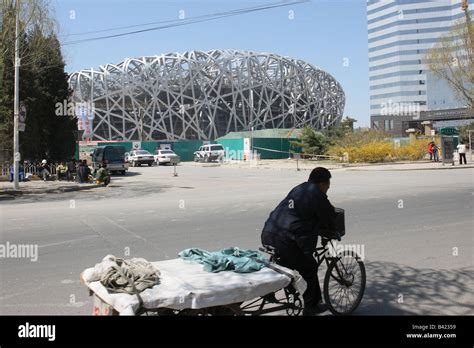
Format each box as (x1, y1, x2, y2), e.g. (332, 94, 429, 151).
(285, 292, 303, 316)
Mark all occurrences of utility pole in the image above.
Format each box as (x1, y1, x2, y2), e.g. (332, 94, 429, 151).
(139, 108, 144, 142)
(13, 0, 20, 190)
(249, 89, 254, 152)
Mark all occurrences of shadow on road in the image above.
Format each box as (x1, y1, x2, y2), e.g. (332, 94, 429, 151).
(357, 260, 473, 315)
(112, 171, 142, 177)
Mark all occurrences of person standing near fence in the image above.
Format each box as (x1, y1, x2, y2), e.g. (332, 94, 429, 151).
(76, 160, 92, 183)
(457, 142, 467, 165)
(432, 142, 439, 162)
(427, 142, 433, 161)
(66, 159, 76, 181)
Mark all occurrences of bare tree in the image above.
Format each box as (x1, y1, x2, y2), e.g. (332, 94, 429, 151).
(425, 14, 474, 109)
(0, 0, 57, 79)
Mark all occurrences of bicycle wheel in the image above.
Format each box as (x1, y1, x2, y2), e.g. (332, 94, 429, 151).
(323, 250, 366, 315)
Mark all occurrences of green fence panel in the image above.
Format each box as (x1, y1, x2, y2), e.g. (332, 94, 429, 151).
(139, 141, 158, 154)
(253, 138, 294, 159)
(218, 138, 244, 160)
(172, 140, 205, 161)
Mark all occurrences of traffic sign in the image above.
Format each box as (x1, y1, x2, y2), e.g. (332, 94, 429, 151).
(440, 127, 458, 136)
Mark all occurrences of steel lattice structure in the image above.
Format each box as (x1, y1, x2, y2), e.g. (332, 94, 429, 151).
(69, 49, 345, 141)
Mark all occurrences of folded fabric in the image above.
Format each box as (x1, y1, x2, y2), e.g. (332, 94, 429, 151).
(178, 247, 268, 273)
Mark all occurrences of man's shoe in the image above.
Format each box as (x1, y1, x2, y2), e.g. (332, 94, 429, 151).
(303, 302, 328, 316)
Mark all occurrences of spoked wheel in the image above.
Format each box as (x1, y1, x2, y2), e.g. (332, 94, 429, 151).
(284, 287, 303, 316)
(285, 295, 303, 316)
(323, 250, 366, 315)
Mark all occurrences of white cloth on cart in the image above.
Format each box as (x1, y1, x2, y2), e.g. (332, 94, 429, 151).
(82, 257, 306, 315)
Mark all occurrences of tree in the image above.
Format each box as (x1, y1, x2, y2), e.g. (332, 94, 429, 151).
(1, 0, 56, 78)
(291, 126, 331, 155)
(0, 0, 76, 162)
(20, 28, 76, 160)
(425, 15, 474, 109)
(458, 121, 474, 144)
(324, 116, 357, 140)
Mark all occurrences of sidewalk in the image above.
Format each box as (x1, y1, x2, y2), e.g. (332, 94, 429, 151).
(218, 158, 474, 171)
(345, 160, 474, 171)
(0, 180, 101, 198)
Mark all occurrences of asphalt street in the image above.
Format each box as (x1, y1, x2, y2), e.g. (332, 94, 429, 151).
(0, 163, 473, 315)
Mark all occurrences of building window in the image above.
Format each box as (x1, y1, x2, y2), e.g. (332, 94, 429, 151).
(373, 120, 379, 129)
(385, 119, 394, 131)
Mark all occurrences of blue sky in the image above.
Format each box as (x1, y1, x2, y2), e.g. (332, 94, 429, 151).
(52, 0, 370, 126)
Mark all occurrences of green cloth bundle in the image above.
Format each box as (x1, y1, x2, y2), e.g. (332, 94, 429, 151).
(178, 247, 268, 273)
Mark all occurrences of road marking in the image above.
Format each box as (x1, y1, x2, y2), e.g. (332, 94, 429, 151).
(60, 279, 75, 284)
(105, 217, 148, 242)
(79, 219, 115, 248)
(38, 235, 99, 248)
(0, 285, 47, 300)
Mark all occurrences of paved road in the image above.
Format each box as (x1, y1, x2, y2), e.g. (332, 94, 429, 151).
(0, 163, 473, 315)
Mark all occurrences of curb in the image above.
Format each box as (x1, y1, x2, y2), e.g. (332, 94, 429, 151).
(220, 160, 473, 172)
(0, 184, 102, 197)
(346, 165, 474, 172)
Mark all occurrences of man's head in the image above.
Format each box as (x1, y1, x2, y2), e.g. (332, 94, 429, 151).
(308, 167, 331, 194)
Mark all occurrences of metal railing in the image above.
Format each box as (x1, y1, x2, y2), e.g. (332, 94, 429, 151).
(0, 163, 58, 177)
(251, 146, 342, 162)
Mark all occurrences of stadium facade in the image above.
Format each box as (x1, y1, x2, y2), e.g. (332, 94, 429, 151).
(69, 50, 345, 141)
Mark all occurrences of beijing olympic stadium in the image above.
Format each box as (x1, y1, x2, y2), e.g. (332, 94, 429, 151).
(69, 49, 345, 141)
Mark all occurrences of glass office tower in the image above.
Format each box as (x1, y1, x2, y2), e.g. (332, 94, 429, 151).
(368, 0, 472, 132)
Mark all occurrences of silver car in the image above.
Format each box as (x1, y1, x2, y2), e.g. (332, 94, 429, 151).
(127, 150, 155, 167)
(154, 149, 180, 165)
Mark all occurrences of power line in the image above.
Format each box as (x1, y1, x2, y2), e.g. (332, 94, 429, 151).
(64, 1, 294, 37)
(62, 0, 307, 46)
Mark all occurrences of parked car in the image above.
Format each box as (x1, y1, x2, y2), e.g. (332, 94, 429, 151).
(194, 144, 225, 162)
(154, 149, 180, 165)
(91, 145, 128, 175)
(126, 149, 155, 167)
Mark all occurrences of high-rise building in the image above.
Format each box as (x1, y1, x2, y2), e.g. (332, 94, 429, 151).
(368, 0, 473, 135)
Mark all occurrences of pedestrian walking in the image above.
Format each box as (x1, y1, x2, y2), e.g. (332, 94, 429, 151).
(427, 142, 433, 161)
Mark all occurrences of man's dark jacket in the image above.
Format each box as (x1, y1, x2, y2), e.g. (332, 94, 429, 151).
(76, 164, 90, 183)
(262, 181, 336, 254)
